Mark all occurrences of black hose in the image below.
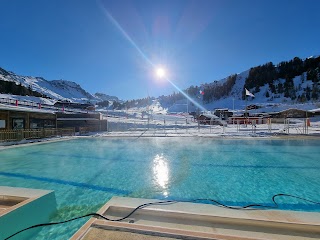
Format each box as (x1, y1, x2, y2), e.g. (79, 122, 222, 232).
(194, 193, 320, 210)
(4, 194, 320, 240)
(4, 200, 177, 240)
(135, 129, 148, 140)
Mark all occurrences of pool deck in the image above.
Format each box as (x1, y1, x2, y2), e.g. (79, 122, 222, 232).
(0, 186, 53, 215)
(0, 186, 57, 239)
(72, 196, 320, 240)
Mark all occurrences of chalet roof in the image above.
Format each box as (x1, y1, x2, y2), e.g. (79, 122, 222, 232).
(308, 108, 320, 113)
(0, 103, 55, 114)
(200, 113, 219, 119)
(278, 108, 308, 113)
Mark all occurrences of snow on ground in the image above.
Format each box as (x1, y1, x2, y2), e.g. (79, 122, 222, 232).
(95, 111, 320, 138)
(1, 93, 320, 140)
(0, 93, 56, 105)
(1, 108, 319, 147)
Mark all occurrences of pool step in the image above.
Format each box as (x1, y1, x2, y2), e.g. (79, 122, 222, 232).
(72, 197, 320, 240)
(0, 186, 57, 240)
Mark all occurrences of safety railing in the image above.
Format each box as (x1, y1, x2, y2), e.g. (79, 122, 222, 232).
(105, 119, 220, 134)
(0, 128, 75, 142)
(102, 117, 315, 136)
(78, 124, 108, 135)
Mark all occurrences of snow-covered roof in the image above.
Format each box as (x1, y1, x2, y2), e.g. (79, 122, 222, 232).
(200, 113, 219, 119)
(0, 104, 55, 114)
(309, 108, 320, 113)
(57, 118, 99, 121)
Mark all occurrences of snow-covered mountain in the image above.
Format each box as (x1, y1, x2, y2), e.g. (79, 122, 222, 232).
(158, 56, 320, 113)
(1, 55, 319, 113)
(201, 70, 319, 113)
(0, 68, 95, 103)
(160, 71, 320, 114)
(94, 92, 119, 102)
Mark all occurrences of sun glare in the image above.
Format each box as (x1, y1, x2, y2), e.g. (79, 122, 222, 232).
(155, 67, 166, 78)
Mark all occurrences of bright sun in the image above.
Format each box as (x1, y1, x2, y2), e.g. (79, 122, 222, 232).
(155, 67, 166, 78)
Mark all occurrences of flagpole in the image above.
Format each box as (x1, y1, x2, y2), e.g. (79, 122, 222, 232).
(187, 88, 189, 114)
(245, 95, 248, 127)
(244, 88, 255, 127)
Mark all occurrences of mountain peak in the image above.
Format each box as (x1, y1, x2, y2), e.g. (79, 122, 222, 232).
(94, 92, 119, 102)
(0, 67, 95, 103)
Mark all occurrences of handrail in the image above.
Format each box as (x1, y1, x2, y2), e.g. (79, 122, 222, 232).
(0, 128, 75, 142)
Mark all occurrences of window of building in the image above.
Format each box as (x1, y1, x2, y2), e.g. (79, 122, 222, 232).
(0, 120, 5, 128)
(12, 118, 25, 129)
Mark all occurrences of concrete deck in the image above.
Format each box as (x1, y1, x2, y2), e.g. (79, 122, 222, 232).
(72, 196, 320, 240)
(0, 186, 57, 239)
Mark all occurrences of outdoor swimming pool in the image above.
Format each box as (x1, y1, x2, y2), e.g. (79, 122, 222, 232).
(0, 137, 319, 239)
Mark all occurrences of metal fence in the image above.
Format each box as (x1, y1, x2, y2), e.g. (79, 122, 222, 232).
(102, 117, 313, 136)
(0, 128, 75, 142)
(79, 124, 108, 135)
(104, 119, 227, 135)
(106, 119, 196, 133)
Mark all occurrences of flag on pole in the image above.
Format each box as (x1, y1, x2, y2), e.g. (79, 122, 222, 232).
(199, 90, 204, 95)
(245, 88, 255, 97)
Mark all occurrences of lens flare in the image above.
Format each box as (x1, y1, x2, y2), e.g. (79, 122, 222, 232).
(155, 67, 166, 78)
(98, 0, 207, 112)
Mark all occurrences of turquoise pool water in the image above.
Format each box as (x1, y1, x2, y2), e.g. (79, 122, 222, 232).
(0, 138, 319, 239)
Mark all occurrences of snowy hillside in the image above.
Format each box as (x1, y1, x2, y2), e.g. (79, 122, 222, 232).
(157, 56, 320, 113)
(1, 55, 319, 113)
(0, 69, 95, 103)
(158, 66, 320, 114)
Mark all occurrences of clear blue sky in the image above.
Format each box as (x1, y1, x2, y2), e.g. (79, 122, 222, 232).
(1, 0, 319, 100)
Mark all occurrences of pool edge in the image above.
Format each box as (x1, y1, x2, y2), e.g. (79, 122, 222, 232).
(72, 196, 320, 240)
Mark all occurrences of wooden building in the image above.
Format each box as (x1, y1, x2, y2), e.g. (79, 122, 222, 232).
(0, 107, 107, 132)
(197, 114, 225, 126)
(54, 101, 95, 111)
(56, 112, 107, 131)
(228, 116, 267, 124)
(213, 109, 233, 120)
(0, 108, 56, 130)
(269, 108, 312, 118)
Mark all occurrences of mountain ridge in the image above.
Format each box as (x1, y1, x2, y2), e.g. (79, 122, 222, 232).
(1, 55, 319, 112)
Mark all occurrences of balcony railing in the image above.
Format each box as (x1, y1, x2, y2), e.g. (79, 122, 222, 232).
(0, 128, 75, 142)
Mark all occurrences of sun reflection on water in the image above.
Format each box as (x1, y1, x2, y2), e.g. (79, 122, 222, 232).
(153, 154, 169, 196)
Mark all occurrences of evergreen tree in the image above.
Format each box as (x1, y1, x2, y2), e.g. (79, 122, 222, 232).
(242, 87, 246, 100)
(300, 93, 306, 102)
(265, 91, 270, 98)
(290, 89, 296, 100)
(284, 88, 290, 98)
(300, 73, 305, 83)
(277, 83, 283, 93)
(268, 82, 276, 93)
(306, 86, 311, 101)
(18, 82, 26, 95)
(297, 95, 301, 102)
(307, 69, 318, 82)
(311, 83, 319, 99)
